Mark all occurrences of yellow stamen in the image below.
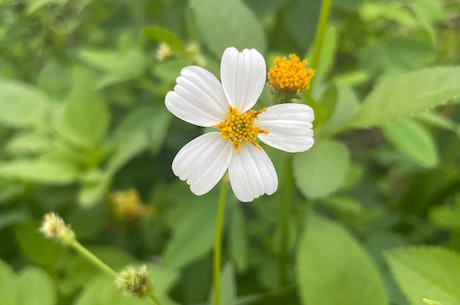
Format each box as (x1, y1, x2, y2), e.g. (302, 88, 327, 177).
(213, 106, 268, 153)
(267, 54, 315, 93)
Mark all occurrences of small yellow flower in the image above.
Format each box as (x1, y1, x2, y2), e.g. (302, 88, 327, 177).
(115, 265, 152, 298)
(108, 189, 152, 221)
(39, 212, 75, 245)
(268, 54, 315, 94)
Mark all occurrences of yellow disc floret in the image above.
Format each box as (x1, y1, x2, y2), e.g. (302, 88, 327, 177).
(268, 54, 315, 93)
(213, 106, 268, 153)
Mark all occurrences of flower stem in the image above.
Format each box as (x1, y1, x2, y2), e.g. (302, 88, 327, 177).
(70, 240, 118, 278)
(279, 155, 293, 286)
(71, 240, 163, 305)
(310, 0, 332, 70)
(213, 181, 229, 305)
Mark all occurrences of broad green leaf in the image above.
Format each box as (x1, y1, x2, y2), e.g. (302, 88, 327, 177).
(229, 205, 249, 271)
(297, 214, 388, 305)
(293, 140, 350, 198)
(0, 81, 50, 128)
(0, 260, 16, 305)
(0, 158, 79, 184)
(13, 222, 62, 268)
(27, 0, 67, 14)
(6, 132, 50, 155)
(382, 118, 438, 168)
(385, 247, 460, 305)
(59, 72, 110, 147)
(78, 170, 111, 207)
(144, 26, 186, 53)
(286, 0, 319, 51)
(429, 199, 460, 231)
(16, 267, 57, 305)
(162, 204, 216, 269)
(220, 263, 237, 305)
(78, 47, 146, 87)
(321, 85, 359, 135)
(350, 67, 460, 128)
(0, 211, 30, 230)
(162, 184, 218, 269)
(190, 0, 266, 58)
(108, 104, 170, 173)
(146, 264, 180, 305)
(74, 275, 146, 305)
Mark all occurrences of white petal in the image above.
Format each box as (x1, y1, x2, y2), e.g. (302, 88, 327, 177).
(172, 133, 233, 195)
(257, 103, 314, 153)
(220, 47, 266, 113)
(165, 66, 229, 127)
(228, 145, 278, 202)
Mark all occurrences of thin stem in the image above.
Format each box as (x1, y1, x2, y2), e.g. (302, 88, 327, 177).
(278, 155, 293, 286)
(213, 181, 229, 305)
(147, 294, 162, 305)
(70, 240, 118, 278)
(310, 0, 332, 70)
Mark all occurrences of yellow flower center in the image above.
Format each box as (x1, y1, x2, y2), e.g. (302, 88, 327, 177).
(213, 106, 268, 153)
(267, 54, 315, 93)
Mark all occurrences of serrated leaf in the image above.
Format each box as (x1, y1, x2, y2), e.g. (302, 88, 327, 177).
(190, 0, 266, 58)
(350, 67, 460, 128)
(16, 267, 57, 305)
(0, 81, 50, 128)
(382, 118, 438, 168)
(59, 72, 110, 147)
(297, 214, 388, 305)
(385, 247, 460, 305)
(293, 140, 350, 198)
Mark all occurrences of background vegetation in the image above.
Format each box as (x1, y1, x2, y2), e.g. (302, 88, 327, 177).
(0, 0, 460, 304)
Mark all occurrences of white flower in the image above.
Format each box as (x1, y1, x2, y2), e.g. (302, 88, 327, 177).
(165, 47, 314, 202)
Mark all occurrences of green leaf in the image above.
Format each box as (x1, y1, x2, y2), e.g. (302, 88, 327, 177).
(0, 158, 79, 184)
(0, 260, 16, 305)
(143, 26, 186, 53)
(78, 170, 111, 207)
(385, 247, 460, 305)
(0, 81, 50, 128)
(382, 118, 439, 168)
(13, 222, 62, 268)
(6, 132, 51, 155)
(220, 263, 237, 305)
(162, 185, 218, 269)
(108, 104, 170, 173)
(190, 0, 266, 58)
(59, 72, 110, 147)
(74, 275, 146, 305)
(78, 47, 146, 87)
(293, 140, 350, 198)
(146, 264, 180, 305)
(350, 67, 460, 128)
(429, 199, 460, 231)
(321, 85, 359, 134)
(229, 205, 249, 271)
(297, 214, 388, 305)
(16, 267, 57, 305)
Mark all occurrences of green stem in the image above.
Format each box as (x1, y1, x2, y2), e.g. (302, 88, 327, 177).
(147, 294, 162, 305)
(278, 155, 293, 286)
(310, 0, 332, 70)
(71, 240, 118, 278)
(213, 181, 229, 305)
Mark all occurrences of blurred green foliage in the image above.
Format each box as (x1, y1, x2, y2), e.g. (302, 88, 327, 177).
(1, 0, 460, 304)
